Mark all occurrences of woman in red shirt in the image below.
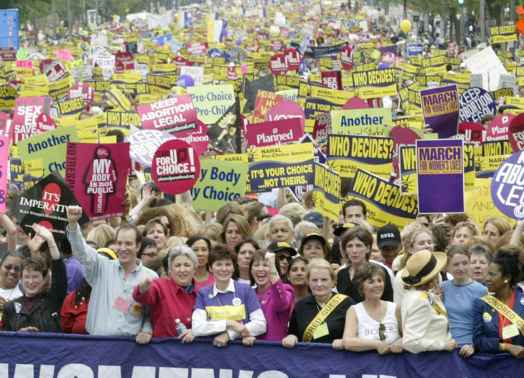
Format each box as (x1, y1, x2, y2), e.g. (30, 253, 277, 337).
(133, 245, 197, 341)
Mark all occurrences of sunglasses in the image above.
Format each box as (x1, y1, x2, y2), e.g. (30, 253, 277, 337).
(379, 323, 386, 342)
(3, 264, 21, 273)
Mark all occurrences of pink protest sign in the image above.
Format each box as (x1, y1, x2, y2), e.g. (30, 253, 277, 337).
(12, 96, 51, 142)
(269, 53, 287, 75)
(0, 113, 11, 140)
(16, 60, 33, 69)
(285, 48, 300, 72)
(246, 118, 304, 147)
(137, 95, 198, 134)
(55, 49, 74, 61)
(266, 100, 305, 130)
(509, 113, 524, 152)
(36, 113, 57, 134)
(0, 136, 9, 212)
(343, 96, 370, 109)
(487, 114, 513, 141)
(152, 139, 200, 194)
(321, 70, 342, 90)
(175, 121, 210, 157)
(65, 143, 131, 220)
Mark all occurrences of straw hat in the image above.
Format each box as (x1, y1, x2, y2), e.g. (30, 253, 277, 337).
(400, 250, 447, 287)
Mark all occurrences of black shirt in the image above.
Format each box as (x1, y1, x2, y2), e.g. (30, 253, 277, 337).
(336, 263, 394, 303)
(288, 294, 355, 343)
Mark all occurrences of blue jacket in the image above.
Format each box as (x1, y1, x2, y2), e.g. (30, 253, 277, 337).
(472, 288, 524, 353)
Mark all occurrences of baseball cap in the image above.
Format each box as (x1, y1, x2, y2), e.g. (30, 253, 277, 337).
(267, 241, 297, 257)
(376, 224, 401, 249)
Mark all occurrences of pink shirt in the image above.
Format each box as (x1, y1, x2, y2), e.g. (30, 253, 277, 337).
(256, 281, 295, 341)
(194, 273, 215, 293)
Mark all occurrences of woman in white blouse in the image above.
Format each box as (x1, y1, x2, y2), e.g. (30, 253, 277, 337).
(342, 263, 402, 354)
(400, 250, 457, 353)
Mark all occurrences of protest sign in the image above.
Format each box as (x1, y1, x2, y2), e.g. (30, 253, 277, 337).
(459, 87, 496, 123)
(486, 114, 513, 141)
(175, 121, 210, 157)
(253, 91, 284, 122)
(417, 139, 464, 214)
(0, 84, 16, 111)
(66, 143, 130, 220)
(191, 159, 248, 211)
(491, 151, 524, 219)
(152, 139, 200, 194)
(129, 130, 173, 168)
(420, 85, 459, 138)
(399, 144, 416, 195)
(348, 168, 418, 228)
(246, 118, 303, 148)
(0, 136, 8, 213)
(313, 163, 341, 221)
(508, 113, 524, 152)
(187, 84, 236, 125)
(349, 68, 397, 98)
(103, 111, 141, 132)
(12, 96, 52, 142)
(330, 108, 392, 135)
(18, 127, 79, 177)
(303, 97, 340, 134)
(249, 143, 314, 193)
(328, 134, 394, 178)
(466, 177, 514, 227)
(14, 173, 88, 238)
(490, 24, 518, 44)
(266, 99, 305, 129)
(137, 95, 198, 134)
(55, 97, 85, 117)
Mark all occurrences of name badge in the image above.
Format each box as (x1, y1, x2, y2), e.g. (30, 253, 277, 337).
(502, 324, 519, 340)
(312, 322, 329, 340)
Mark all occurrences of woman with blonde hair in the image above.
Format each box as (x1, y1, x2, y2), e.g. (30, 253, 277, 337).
(136, 203, 203, 238)
(86, 224, 116, 249)
(482, 217, 512, 247)
(282, 258, 355, 349)
(393, 224, 435, 304)
(450, 221, 479, 246)
(400, 250, 456, 353)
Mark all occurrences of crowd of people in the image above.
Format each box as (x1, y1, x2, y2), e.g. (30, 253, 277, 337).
(1, 0, 524, 369)
(0, 193, 523, 359)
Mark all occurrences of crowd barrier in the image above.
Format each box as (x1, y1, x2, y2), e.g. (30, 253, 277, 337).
(0, 332, 523, 378)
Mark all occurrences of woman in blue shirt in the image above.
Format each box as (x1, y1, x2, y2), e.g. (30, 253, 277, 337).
(473, 247, 524, 357)
(442, 245, 487, 358)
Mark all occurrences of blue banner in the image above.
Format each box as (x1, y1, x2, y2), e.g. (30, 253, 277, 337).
(0, 333, 522, 378)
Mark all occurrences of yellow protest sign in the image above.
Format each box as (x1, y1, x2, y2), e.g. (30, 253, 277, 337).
(348, 169, 418, 229)
(313, 163, 341, 221)
(328, 134, 394, 178)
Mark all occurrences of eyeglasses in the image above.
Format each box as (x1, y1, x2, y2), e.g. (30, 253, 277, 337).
(379, 323, 386, 341)
(3, 265, 21, 273)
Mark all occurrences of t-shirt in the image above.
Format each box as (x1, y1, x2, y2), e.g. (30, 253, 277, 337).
(441, 280, 487, 345)
(0, 285, 23, 302)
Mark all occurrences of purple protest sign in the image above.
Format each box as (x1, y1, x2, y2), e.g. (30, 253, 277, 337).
(246, 118, 304, 147)
(416, 139, 464, 214)
(420, 85, 459, 138)
(491, 151, 524, 219)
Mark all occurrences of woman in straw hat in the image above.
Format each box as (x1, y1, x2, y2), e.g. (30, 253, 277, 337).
(400, 250, 457, 353)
